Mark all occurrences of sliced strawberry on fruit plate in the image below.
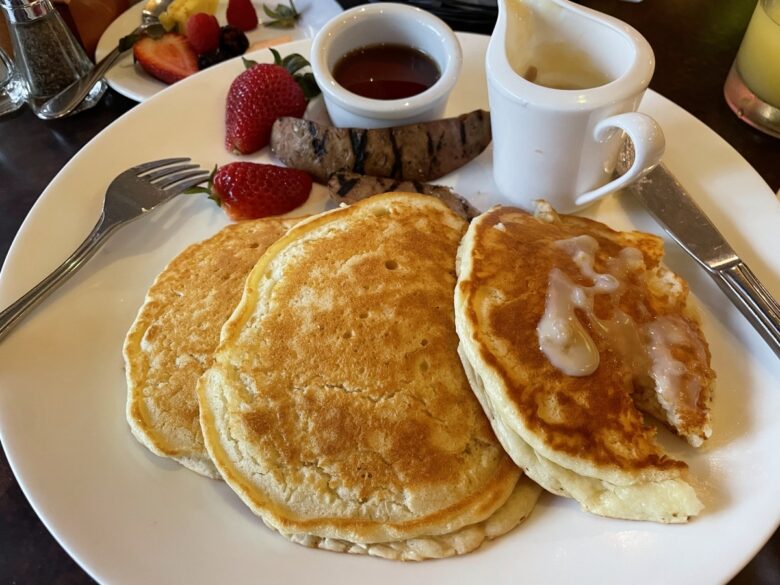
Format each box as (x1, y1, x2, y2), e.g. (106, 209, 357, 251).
(189, 162, 312, 220)
(227, 0, 258, 31)
(186, 13, 220, 55)
(225, 49, 320, 155)
(133, 33, 198, 85)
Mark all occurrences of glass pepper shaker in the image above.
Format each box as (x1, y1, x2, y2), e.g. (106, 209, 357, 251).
(0, 0, 107, 118)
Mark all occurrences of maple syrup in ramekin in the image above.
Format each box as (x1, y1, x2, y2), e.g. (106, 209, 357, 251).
(333, 44, 441, 100)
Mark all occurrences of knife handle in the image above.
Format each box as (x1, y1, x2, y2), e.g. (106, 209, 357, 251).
(715, 262, 780, 358)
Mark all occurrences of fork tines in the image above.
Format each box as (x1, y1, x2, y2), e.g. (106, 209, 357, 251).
(134, 158, 210, 192)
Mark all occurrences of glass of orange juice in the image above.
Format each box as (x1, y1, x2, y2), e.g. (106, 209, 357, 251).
(724, 0, 780, 138)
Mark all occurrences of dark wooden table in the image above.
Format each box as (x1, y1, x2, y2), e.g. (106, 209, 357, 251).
(0, 1, 778, 583)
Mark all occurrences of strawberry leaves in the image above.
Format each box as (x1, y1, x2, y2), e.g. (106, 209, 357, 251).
(243, 49, 320, 100)
(185, 166, 219, 205)
(295, 73, 320, 100)
(118, 22, 165, 52)
(262, 0, 302, 28)
(271, 49, 308, 75)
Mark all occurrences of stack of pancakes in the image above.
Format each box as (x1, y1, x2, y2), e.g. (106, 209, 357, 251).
(125, 194, 540, 561)
(124, 194, 715, 560)
(454, 204, 714, 523)
(125, 218, 299, 478)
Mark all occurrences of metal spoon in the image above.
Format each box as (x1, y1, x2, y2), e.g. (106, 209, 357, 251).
(36, 0, 174, 120)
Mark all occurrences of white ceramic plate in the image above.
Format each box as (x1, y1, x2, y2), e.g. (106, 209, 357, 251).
(95, 0, 342, 102)
(1, 34, 779, 585)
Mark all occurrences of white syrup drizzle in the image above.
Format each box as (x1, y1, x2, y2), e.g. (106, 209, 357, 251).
(536, 234, 706, 410)
(536, 267, 601, 376)
(642, 316, 704, 410)
(537, 235, 623, 376)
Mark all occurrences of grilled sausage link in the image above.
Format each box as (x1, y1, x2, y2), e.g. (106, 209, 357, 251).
(327, 172, 481, 220)
(270, 110, 492, 184)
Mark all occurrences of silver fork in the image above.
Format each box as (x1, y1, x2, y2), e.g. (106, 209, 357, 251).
(0, 158, 210, 342)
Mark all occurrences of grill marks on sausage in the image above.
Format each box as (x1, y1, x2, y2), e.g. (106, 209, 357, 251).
(310, 119, 327, 159)
(270, 110, 492, 184)
(349, 128, 367, 175)
(326, 171, 481, 220)
(384, 180, 401, 193)
(334, 174, 360, 197)
(388, 130, 402, 179)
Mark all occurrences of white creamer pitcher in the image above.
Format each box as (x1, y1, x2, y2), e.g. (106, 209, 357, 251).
(486, 0, 665, 212)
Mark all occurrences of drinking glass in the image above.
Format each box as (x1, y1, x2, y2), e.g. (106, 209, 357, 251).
(0, 47, 25, 116)
(724, 0, 780, 138)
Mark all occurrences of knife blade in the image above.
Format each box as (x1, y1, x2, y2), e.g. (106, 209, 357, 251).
(624, 163, 780, 358)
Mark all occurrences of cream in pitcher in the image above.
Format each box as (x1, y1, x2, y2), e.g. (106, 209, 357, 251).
(487, 0, 665, 212)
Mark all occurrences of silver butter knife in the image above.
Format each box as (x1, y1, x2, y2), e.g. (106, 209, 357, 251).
(624, 163, 780, 358)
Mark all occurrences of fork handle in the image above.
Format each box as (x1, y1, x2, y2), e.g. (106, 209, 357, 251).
(0, 214, 115, 343)
(714, 262, 780, 358)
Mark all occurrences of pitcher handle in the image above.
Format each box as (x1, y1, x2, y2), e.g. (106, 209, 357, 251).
(574, 112, 665, 207)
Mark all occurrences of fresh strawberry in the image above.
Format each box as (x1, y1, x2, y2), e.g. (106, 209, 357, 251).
(225, 51, 319, 154)
(227, 0, 258, 31)
(186, 13, 220, 55)
(133, 33, 198, 85)
(194, 162, 311, 220)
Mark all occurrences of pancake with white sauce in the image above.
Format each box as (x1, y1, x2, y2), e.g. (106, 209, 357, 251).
(198, 193, 540, 559)
(124, 217, 301, 478)
(455, 203, 714, 523)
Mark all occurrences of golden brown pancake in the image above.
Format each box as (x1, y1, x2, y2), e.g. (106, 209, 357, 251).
(455, 203, 714, 523)
(124, 217, 301, 478)
(198, 194, 540, 559)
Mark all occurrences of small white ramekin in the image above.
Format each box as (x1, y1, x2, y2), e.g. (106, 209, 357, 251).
(310, 3, 463, 129)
